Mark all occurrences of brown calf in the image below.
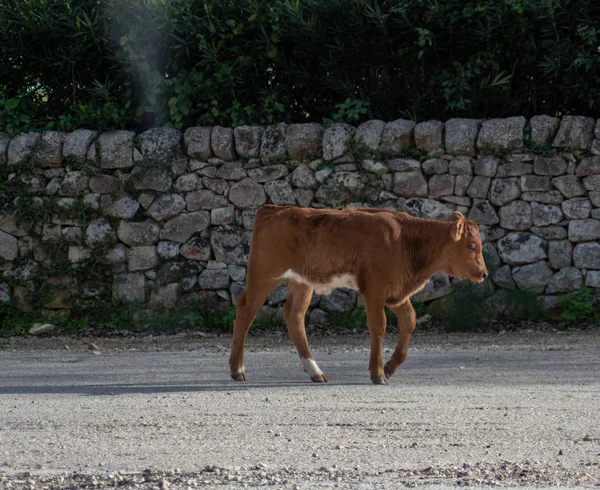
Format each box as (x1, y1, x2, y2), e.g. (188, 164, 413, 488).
(229, 205, 487, 384)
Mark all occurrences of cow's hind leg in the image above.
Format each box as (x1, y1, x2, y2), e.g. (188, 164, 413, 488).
(384, 299, 416, 380)
(284, 282, 327, 383)
(229, 278, 277, 381)
(365, 296, 388, 385)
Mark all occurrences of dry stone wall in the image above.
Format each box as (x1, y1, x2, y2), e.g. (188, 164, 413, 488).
(2, 115, 600, 322)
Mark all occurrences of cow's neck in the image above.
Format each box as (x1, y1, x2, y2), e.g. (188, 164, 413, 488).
(402, 218, 454, 281)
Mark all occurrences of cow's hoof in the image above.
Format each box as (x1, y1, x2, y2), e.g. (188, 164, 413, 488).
(311, 373, 328, 383)
(371, 376, 388, 385)
(231, 372, 246, 381)
(384, 363, 395, 379)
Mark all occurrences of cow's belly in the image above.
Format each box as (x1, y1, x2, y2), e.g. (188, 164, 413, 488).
(280, 269, 359, 295)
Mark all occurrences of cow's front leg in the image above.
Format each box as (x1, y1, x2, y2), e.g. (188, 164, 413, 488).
(384, 299, 416, 380)
(365, 297, 388, 385)
(283, 282, 327, 383)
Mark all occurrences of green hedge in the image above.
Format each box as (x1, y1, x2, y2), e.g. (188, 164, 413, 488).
(1, 0, 599, 135)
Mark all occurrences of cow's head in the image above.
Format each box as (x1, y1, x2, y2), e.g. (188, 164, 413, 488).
(443, 212, 488, 283)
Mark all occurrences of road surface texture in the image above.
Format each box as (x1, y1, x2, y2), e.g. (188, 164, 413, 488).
(0, 328, 599, 489)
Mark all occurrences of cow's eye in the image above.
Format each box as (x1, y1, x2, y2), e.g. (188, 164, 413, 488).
(468, 243, 477, 251)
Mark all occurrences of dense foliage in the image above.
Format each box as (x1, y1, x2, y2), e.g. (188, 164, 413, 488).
(1, 0, 600, 135)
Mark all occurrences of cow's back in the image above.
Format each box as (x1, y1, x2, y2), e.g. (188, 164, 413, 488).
(250, 206, 402, 282)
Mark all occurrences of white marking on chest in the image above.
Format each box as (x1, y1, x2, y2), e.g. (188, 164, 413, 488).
(301, 358, 323, 378)
(280, 269, 359, 295)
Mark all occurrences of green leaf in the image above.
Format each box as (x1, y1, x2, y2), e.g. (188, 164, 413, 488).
(7, 99, 20, 110)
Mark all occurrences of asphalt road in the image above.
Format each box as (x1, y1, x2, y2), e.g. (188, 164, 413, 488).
(0, 332, 599, 488)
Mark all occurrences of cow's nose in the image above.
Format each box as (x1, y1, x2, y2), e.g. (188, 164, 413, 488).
(482, 272, 488, 280)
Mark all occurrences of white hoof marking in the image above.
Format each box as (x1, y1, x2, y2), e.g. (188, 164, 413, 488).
(301, 358, 323, 378)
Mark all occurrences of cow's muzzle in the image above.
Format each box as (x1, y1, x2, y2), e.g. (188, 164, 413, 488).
(471, 270, 488, 282)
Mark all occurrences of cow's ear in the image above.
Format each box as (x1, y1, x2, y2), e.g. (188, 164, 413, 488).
(450, 216, 465, 242)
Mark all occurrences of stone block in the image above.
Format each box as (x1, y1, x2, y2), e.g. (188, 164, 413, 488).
(568, 219, 600, 242)
(228, 178, 267, 209)
(380, 119, 416, 155)
(147, 194, 186, 221)
(234, 126, 263, 158)
(476, 117, 525, 150)
(521, 175, 551, 192)
(498, 201, 532, 230)
(159, 212, 211, 243)
(533, 155, 567, 176)
(512, 261, 553, 293)
(117, 220, 160, 247)
(393, 171, 428, 197)
(530, 115, 560, 145)
(261, 123, 288, 164)
(474, 156, 499, 177)
(113, 273, 145, 303)
(98, 131, 135, 169)
(546, 267, 583, 294)
(531, 202, 563, 227)
(210, 227, 252, 265)
(573, 242, 600, 269)
(354, 120, 385, 152)
(444, 119, 481, 156)
(249, 164, 290, 184)
(429, 174, 455, 197)
(548, 240, 572, 269)
(127, 246, 158, 272)
(466, 176, 491, 199)
(562, 199, 591, 219)
(63, 129, 97, 163)
(322, 123, 355, 162)
(184, 127, 213, 160)
(285, 123, 323, 161)
(8, 133, 40, 166)
(552, 116, 595, 149)
(138, 127, 182, 161)
(422, 158, 448, 175)
(467, 199, 499, 225)
(497, 232, 547, 265)
(211, 126, 237, 160)
(414, 120, 444, 153)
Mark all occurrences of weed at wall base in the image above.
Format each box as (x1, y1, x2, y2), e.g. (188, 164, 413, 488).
(556, 287, 599, 325)
(0, 300, 241, 338)
(436, 286, 544, 332)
